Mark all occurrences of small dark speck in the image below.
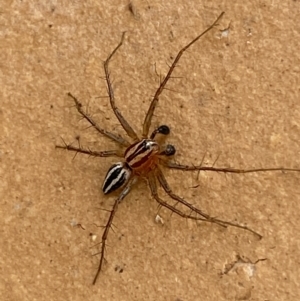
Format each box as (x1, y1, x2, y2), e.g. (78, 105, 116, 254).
(50, 104, 53, 109)
(127, 2, 140, 19)
(48, 24, 53, 28)
(115, 265, 125, 273)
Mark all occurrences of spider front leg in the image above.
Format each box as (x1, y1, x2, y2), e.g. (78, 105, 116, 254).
(93, 177, 137, 285)
(67, 93, 130, 147)
(104, 32, 139, 142)
(155, 167, 262, 238)
(142, 12, 224, 138)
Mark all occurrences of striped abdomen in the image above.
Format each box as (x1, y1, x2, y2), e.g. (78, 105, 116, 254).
(102, 162, 131, 194)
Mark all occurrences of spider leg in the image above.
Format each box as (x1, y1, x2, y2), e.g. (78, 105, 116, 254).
(56, 139, 123, 158)
(148, 173, 225, 226)
(67, 93, 130, 147)
(93, 177, 137, 285)
(104, 32, 139, 142)
(165, 161, 300, 174)
(142, 12, 224, 138)
(154, 167, 262, 238)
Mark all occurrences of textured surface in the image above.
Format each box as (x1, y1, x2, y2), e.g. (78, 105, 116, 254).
(1, 1, 300, 300)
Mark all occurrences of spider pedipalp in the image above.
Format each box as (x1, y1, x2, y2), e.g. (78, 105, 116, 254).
(150, 125, 170, 139)
(160, 144, 176, 156)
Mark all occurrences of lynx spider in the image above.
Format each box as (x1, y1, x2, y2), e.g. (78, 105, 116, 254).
(57, 12, 300, 284)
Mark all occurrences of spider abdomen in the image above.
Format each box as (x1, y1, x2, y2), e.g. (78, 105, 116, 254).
(125, 139, 159, 173)
(102, 162, 131, 194)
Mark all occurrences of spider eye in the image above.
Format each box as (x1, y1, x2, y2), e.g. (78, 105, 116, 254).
(102, 162, 131, 194)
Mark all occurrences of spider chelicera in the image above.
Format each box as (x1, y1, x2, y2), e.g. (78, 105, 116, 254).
(57, 12, 300, 284)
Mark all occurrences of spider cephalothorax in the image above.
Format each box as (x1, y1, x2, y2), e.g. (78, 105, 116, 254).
(57, 12, 300, 285)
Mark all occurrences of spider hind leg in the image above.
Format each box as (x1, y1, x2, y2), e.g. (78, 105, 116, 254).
(92, 177, 137, 285)
(150, 167, 262, 239)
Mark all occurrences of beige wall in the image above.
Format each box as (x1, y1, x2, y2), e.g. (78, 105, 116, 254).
(1, 1, 300, 300)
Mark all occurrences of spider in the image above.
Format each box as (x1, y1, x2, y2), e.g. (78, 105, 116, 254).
(56, 12, 300, 285)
